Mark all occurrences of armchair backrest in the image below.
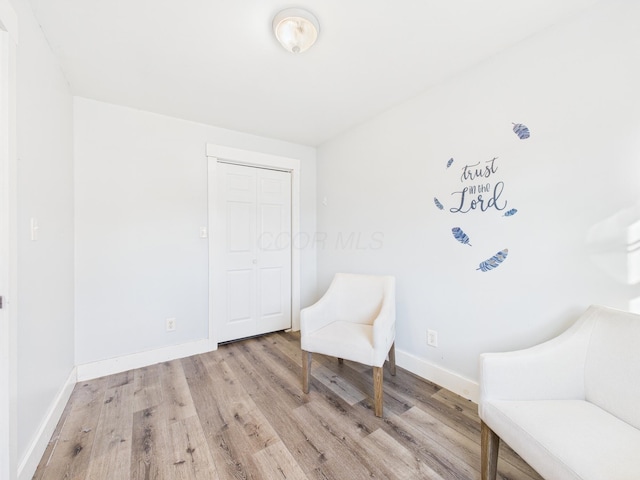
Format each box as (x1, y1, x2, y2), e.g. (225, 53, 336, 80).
(327, 273, 395, 325)
(584, 306, 640, 429)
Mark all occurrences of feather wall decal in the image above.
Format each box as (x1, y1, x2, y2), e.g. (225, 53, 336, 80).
(434, 197, 444, 210)
(512, 123, 530, 140)
(503, 208, 518, 217)
(477, 248, 509, 272)
(446, 158, 454, 168)
(452, 227, 472, 246)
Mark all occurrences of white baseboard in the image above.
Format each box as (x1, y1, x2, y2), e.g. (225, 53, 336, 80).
(18, 367, 77, 480)
(396, 349, 479, 403)
(76, 338, 215, 382)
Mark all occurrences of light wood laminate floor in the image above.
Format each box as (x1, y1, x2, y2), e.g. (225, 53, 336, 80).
(33, 331, 542, 480)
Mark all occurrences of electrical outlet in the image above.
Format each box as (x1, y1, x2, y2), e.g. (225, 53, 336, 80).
(427, 329, 438, 347)
(166, 317, 176, 332)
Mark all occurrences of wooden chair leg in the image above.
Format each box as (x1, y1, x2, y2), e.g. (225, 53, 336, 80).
(481, 421, 500, 480)
(302, 351, 312, 394)
(388, 342, 396, 376)
(373, 366, 383, 417)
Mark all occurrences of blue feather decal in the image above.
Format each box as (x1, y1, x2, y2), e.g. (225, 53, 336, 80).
(452, 227, 472, 246)
(503, 208, 518, 217)
(434, 197, 444, 210)
(512, 123, 530, 140)
(477, 248, 509, 272)
(446, 158, 454, 168)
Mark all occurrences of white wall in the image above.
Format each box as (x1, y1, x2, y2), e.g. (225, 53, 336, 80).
(74, 98, 316, 365)
(11, 0, 75, 470)
(316, 0, 640, 395)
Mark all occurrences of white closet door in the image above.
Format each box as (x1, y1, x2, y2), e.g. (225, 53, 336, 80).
(215, 162, 291, 343)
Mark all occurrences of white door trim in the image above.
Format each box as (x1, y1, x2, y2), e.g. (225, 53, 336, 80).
(0, 3, 18, 478)
(206, 144, 301, 349)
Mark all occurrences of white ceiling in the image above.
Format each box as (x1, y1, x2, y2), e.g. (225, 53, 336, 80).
(28, 0, 597, 146)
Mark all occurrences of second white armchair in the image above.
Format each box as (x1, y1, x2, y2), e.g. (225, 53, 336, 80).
(479, 305, 640, 480)
(300, 273, 396, 417)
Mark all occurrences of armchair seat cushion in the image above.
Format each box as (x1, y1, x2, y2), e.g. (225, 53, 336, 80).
(483, 399, 640, 480)
(301, 321, 377, 366)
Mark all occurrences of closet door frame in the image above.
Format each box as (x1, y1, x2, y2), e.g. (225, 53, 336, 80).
(206, 144, 301, 348)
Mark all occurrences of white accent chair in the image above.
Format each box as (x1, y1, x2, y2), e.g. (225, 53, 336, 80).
(300, 273, 396, 417)
(479, 305, 640, 480)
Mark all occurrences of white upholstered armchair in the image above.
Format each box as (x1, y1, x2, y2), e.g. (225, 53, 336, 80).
(300, 273, 396, 417)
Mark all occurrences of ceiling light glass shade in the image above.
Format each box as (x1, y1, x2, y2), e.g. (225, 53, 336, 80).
(273, 8, 319, 54)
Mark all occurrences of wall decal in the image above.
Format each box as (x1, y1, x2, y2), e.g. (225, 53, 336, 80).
(512, 123, 530, 140)
(449, 157, 508, 214)
(434, 120, 529, 272)
(477, 248, 509, 272)
(452, 227, 472, 246)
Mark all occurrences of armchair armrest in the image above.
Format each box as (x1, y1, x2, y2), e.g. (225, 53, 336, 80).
(372, 280, 396, 349)
(479, 309, 599, 409)
(300, 284, 338, 336)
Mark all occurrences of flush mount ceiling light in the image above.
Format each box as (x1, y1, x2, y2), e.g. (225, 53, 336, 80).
(272, 8, 320, 54)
